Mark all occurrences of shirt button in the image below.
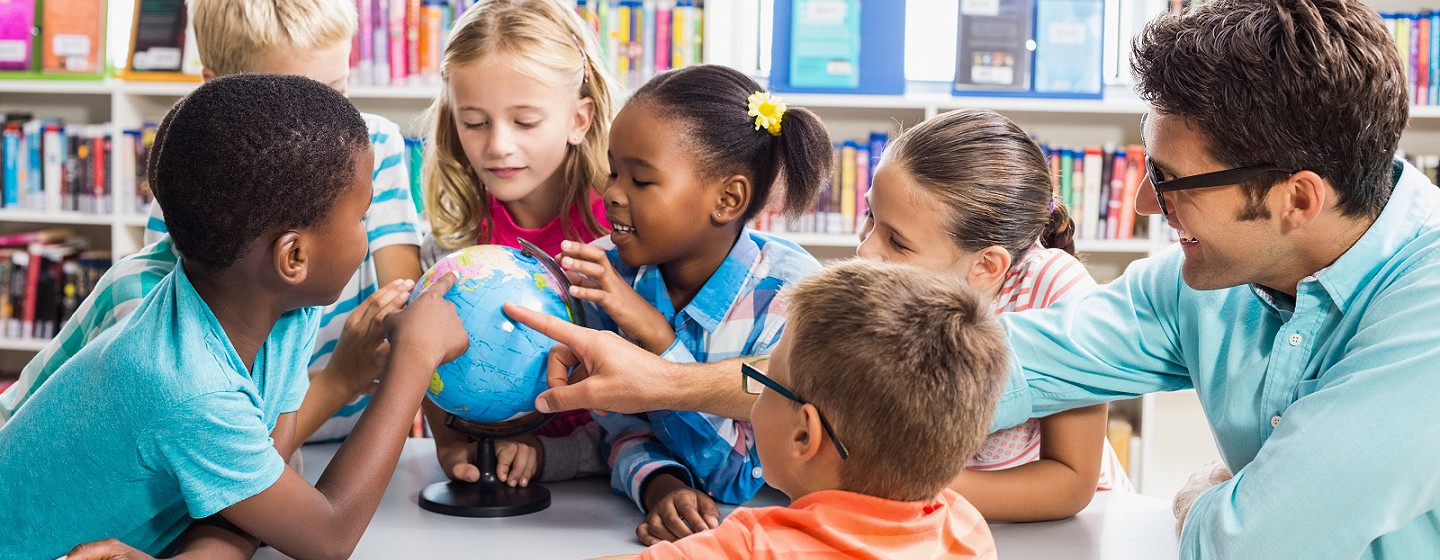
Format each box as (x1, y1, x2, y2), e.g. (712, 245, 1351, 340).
(1271, 415, 1281, 428)
(1288, 333, 1303, 346)
(752, 466, 763, 478)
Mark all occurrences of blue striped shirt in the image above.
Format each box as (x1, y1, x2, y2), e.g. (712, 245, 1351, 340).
(587, 229, 821, 510)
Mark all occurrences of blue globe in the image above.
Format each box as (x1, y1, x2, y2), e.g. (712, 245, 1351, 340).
(414, 244, 572, 424)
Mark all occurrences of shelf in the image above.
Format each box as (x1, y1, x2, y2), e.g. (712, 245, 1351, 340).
(115, 81, 198, 97)
(0, 209, 115, 226)
(772, 232, 1159, 254)
(119, 214, 150, 228)
(0, 338, 48, 352)
(0, 79, 114, 95)
(347, 86, 443, 100)
(1075, 239, 1157, 253)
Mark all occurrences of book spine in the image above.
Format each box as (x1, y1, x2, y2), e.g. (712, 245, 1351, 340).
(840, 141, 857, 235)
(358, 0, 375, 86)
(374, 0, 391, 86)
(390, 0, 408, 86)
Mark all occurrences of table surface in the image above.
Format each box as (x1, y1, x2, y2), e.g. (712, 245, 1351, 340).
(255, 439, 1178, 560)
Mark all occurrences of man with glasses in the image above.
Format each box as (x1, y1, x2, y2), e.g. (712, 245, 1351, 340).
(508, 1, 1440, 557)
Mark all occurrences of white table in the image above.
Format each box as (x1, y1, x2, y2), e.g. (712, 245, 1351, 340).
(256, 439, 1177, 559)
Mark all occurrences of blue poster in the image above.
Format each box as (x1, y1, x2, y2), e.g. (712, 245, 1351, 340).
(789, 0, 861, 89)
(1034, 0, 1104, 95)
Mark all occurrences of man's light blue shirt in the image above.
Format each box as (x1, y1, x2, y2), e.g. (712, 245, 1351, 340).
(994, 159, 1440, 559)
(0, 263, 318, 558)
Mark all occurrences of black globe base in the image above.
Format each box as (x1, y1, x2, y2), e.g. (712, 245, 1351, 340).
(418, 478, 551, 518)
(418, 417, 554, 518)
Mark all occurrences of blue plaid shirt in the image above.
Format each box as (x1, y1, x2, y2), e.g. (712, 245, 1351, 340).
(586, 229, 821, 510)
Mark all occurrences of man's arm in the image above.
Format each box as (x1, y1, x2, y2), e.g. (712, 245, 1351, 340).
(992, 248, 1194, 430)
(506, 302, 757, 420)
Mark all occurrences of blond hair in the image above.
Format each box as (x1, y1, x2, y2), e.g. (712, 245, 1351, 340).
(784, 259, 1011, 502)
(423, 0, 614, 249)
(191, 0, 357, 76)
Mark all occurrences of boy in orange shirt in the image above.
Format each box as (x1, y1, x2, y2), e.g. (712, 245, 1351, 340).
(594, 259, 1008, 559)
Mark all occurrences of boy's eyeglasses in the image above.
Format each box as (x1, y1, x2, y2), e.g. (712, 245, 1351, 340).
(1139, 113, 1296, 216)
(742, 360, 850, 460)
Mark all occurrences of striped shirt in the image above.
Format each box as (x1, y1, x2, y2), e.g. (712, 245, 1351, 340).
(968, 245, 1132, 491)
(640, 489, 996, 560)
(0, 114, 421, 437)
(588, 229, 821, 511)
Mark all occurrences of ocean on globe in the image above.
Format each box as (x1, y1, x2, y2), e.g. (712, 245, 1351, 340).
(413, 244, 572, 424)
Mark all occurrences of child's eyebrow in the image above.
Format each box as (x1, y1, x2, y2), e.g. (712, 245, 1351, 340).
(622, 156, 657, 170)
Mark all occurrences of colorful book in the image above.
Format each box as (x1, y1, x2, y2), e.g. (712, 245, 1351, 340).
(41, 0, 103, 74)
(0, 0, 36, 71)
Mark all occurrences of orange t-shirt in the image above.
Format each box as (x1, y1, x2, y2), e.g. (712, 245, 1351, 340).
(640, 489, 995, 560)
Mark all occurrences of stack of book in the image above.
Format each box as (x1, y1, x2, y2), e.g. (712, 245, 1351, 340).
(1039, 143, 1147, 241)
(753, 132, 888, 237)
(1380, 11, 1440, 106)
(575, 0, 706, 90)
(0, 0, 106, 77)
(0, 228, 111, 341)
(753, 135, 1150, 243)
(0, 116, 156, 217)
(348, 0, 704, 90)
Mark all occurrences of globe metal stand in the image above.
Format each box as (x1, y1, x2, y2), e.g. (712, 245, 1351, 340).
(419, 412, 554, 517)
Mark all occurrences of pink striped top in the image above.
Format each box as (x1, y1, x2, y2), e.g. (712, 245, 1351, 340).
(969, 245, 1132, 491)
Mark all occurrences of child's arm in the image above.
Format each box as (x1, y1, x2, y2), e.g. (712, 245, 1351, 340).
(207, 273, 467, 559)
(558, 241, 675, 354)
(948, 403, 1108, 522)
(293, 279, 414, 443)
(637, 473, 721, 544)
(494, 421, 609, 486)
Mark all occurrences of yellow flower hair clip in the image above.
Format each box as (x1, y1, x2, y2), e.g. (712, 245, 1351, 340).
(747, 91, 787, 137)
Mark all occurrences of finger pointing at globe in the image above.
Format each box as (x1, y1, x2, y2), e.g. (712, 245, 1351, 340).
(503, 302, 674, 416)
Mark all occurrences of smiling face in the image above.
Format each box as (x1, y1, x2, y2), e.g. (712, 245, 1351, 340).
(857, 162, 971, 272)
(603, 100, 735, 268)
(447, 54, 593, 218)
(1138, 112, 1286, 291)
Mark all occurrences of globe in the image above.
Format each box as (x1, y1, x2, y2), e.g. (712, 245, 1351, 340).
(414, 244, 572, 425)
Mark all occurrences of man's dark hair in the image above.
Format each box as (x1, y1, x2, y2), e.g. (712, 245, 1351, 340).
(149, 73, 371, 269)
(1133, 0, 1407, 220)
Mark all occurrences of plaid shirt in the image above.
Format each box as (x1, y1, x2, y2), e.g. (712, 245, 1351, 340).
(587, 229, 821, 510)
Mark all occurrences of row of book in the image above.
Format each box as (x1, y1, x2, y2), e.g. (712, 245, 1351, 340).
(575, 0, 706, 90)
(1039, 143, 1148, 241)
(1402, 152, 1440, 186)
(0, 229, 111, 341)
(752, 132, 888, 237)
(0, 115, 157, 216)
(348, 0, 705, 89)
(0, 0, 106, 76)
(1381, 11, 1440, 106)
(753, 133, 1149, 242)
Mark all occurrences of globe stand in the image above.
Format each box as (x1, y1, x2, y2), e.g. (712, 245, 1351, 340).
(419, 413, 553, 518)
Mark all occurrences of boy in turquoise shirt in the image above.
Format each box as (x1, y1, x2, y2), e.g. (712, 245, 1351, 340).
(0, 75, 467, 559)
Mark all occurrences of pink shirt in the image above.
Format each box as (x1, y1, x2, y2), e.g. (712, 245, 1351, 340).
(481, 193, 609, 438)
(479, 193, 610, 258)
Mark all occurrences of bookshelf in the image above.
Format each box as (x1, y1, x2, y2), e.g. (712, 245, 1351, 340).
(1, 0, 1432, 498)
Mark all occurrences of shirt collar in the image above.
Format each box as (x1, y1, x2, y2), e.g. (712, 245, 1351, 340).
(1306, 159, 1440, 313)
(632, 230, 762, 333)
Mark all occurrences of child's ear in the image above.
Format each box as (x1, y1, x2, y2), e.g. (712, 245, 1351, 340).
(967, 245, 1012, 294)
(791, 404, 827, 462)
(712, 174, 751, 225)
(569, 97, 596, 146)
(272, 231, 308, 287)
(201, 68, 216, 82)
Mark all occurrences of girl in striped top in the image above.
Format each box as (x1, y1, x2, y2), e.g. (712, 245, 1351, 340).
(857, 109, 1131, 522)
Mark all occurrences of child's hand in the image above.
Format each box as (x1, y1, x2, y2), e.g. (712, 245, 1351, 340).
(434, 433, 482, 483)
(495, 434, 544, 487)
(384, 272, 468, 368)
(637, 474, 721, 545)
(61, 538, 155, 559)
(326, 279, 415, 396)
(559, 241, 675, 354)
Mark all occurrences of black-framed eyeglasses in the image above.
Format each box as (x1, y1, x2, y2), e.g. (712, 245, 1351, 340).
(741, 360, 850, 460)
(1140, 113, 1296, 216)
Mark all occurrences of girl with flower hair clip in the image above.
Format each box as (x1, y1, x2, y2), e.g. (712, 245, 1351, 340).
(494, 64, 833, 544)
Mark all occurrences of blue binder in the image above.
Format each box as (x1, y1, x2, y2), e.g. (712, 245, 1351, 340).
(769, 0, 906, 95)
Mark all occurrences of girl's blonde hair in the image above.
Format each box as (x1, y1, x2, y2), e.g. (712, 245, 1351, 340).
(423, 0, 614, 249)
